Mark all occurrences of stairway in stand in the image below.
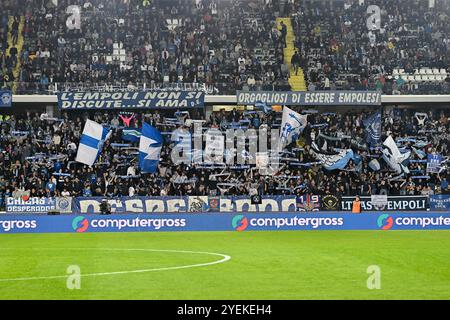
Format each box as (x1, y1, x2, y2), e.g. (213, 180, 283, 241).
(6, 16, 25, 93)
(276, 17, 306, 91)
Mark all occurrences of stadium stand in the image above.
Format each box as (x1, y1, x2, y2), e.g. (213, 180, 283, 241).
(0, 106, 448, 210)
(0, 0, 449, 211)
(1, 0, 448, 95)
(290, 0, 450, 94)
(7, 0, 289, 94)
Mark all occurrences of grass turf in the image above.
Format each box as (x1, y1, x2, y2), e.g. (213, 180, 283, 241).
(0, 230, 449, 299)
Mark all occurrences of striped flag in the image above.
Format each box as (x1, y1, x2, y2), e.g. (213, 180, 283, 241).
(76, 120, 111, 166)
(122, 127, 141, 142)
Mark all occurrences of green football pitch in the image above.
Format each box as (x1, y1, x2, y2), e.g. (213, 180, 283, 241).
(0, 230, 449, 300)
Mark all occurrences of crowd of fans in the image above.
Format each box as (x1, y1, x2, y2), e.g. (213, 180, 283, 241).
(1, 0, 289, 94)
(1, 0, 449, 94)
(289, 0, 450, 93)
(0, 106, 449, 209)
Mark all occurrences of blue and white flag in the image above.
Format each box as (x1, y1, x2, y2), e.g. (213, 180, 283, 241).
(122, 127, 141, 142)
(171, 127, 192, 164)
(311, 143, 355, 170)
(426, 154, 445, 174)
(363, 111, 381, 145)
(412, 147, 427, 159)
(139, 122, 163, 173)
(255, 101, 272, 114)
(382, 135, 410, 174)
(76, 119, 111, 166)
(414, 140, 429, 148)
(171, 128, 191, 148)
(279, 107, 308, 151)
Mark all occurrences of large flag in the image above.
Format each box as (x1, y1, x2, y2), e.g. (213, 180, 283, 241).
(310, 142, 355, 170)
(139, 122, 163, 173)
(279, 107, 308, 151)
(171, 127, 192, 164)
(76, 119, 111, 166)
(382, 135, 410, 174)
(363, 111, 382, 145)
(122, 127, 141, 142)
(204, 129, 225, 163)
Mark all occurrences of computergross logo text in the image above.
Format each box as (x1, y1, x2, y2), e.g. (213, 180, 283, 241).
(232, 215, 344, 231)
(72, 216, 187, 232)
(0, 220, 37, 232)
(377, 214, 450, 230)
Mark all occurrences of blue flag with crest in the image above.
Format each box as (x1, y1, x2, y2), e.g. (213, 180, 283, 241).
(364, 111, 382, 145)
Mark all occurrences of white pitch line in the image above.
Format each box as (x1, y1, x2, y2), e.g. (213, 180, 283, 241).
(0, 248, 231, 282)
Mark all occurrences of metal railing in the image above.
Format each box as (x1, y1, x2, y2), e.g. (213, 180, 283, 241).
(3, 80, 450, 96)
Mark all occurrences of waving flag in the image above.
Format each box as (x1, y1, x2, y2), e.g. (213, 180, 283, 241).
(279, 107, 308, 151)
(76, 119, 111, 166)
(122, 128, 141, 142)
(255, 101, 272, 114)
(382, 135, 410, 174)
(412, 147, 426, 159)
(414, 140, 429, 148)
(364, 111, 381, 145)
(139, 122, 163, 173)
(311, 143, 355, 170)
